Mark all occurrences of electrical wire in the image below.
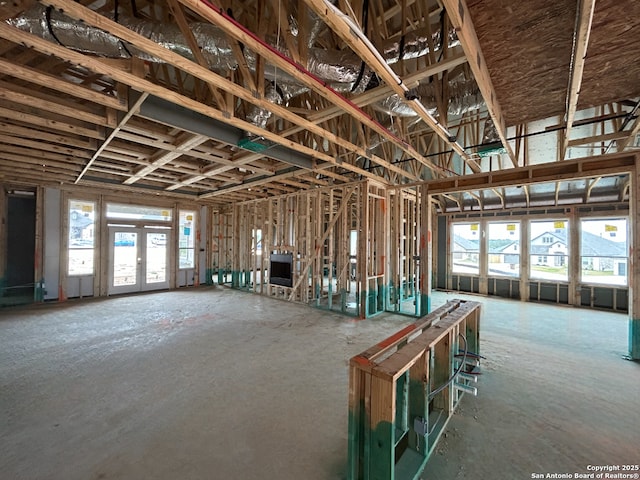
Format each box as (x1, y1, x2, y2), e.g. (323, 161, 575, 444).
(428, 333, 467, 400)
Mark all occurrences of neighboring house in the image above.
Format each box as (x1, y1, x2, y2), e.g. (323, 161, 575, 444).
(530, 230, 568, 267)
(454, 229, 626, 277)
(452, 235, 479, 265)
(488, 240, 519, 270)
(580, 231, 627, 276)
(530, 229, 626, 275)
(69, 210, 94, 245)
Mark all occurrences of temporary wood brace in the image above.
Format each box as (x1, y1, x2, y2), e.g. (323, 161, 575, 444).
(348, 299, 481, 480)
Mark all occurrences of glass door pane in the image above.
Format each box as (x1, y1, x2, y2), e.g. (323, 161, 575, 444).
(146, 232, 167, 284)
(113, 231, 139, 287)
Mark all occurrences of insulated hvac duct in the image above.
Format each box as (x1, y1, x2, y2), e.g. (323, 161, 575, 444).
(8, 5, 457, 91)
(8, 4, 479, 139)
(372, 78, 485, 118)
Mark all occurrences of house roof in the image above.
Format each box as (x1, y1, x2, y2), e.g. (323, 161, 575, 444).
(531, 229, 625, 256)
(453, 235, 479, 251)
(581, 231, 626, 256)
(488, 239, 517, 254)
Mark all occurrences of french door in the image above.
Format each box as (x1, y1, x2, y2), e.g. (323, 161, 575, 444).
(108, 226, 170, 294)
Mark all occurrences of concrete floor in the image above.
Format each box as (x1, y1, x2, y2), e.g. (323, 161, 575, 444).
(1, 288, 638, 479)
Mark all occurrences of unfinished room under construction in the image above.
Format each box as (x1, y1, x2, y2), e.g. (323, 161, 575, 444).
(1, 0, 639, 479)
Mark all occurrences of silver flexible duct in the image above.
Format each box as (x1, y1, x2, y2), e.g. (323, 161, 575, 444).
(246, 82, 310, 128)
(8, 5, 457, 90)
(8, 5, 471, 131)
(7, 5, 238, 71)
(482, 118, 500, 143)
(287, 3, 329, 48)
(372, 79, 484, 117)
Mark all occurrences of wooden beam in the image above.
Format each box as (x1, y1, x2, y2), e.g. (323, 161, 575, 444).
(0, 0, 34, 21)
(403, 153, 638, 194)
(124, 133, 208, 184)
(0, 86, 108, 126)
(75, 92, 149, 183)
(618, 114, 640, 152)
(0, 105, 103, 139)
(0, 57, 126, 111)
(568, 131, 628, 147)
(303, 0, 472, 173)
(0, 121, 96, 150)
(561, 0, 596, 160)
(584, 176, 600, 203)
(0, 133, 90, 158)
(440, 0, 517, 167)
(308, 53, 467, 129)
(179, 0, 445, 176)
(30, 2, 410, 183)
(166, 0, 227, 111)
(0, 21, 359, 181)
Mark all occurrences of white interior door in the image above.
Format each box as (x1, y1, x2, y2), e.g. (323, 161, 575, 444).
(108, 226, 170, 295)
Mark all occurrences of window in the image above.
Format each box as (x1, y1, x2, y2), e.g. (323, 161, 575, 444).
(107, 203, 172, 221)
(530, 220, 568, 281)
(68, 200, 96, 275)
(178, 210, 195, 269)
(487, 222, 520, 277)
(451, 223, 480, 275)
(580, 218, 627, 286)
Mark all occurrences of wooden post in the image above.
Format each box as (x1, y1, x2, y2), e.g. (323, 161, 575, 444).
(328, 188, 334, 309)
(418, 184, 432, 315)
(390, 191, 400, 312)
(359, 182, 369, 318)
(368, 375, 395, 479)
(569, 207, 580, 306)
(520, 219, 529, 302)
(314, 189, 322, 306)
(629, 160, 640, 360)
(304, 193, 311, 303)
(231, 204, 240, 287)
(340, 187, 349, 311)
(479, 218, 488, 295)
(446, 218, 453, 291)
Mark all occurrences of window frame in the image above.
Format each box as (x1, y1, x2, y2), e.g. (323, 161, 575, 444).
(178, 210, 196, 270)
(450, 222, 480, 275)
(529, 220, 569, 282)
(579, 217, 628, 287)
(68, 199, 97, 276)
(486, 221, 521, 278)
